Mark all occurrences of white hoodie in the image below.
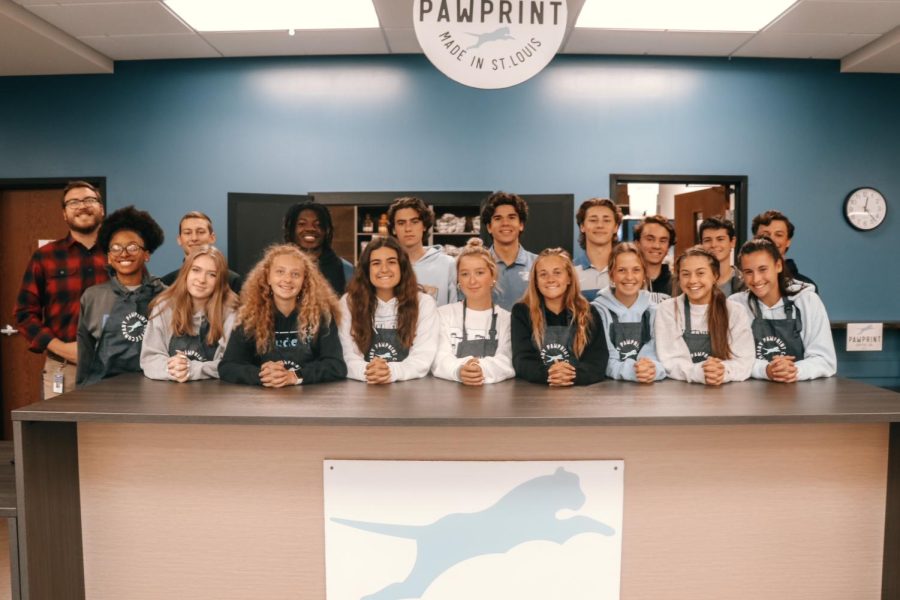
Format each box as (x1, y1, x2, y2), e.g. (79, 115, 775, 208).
(730, 284, 837, 381)
(654, 295, 755, 383)
(432, 302, 515, 384)
(413, 245, 458, 306)
(592, 288, 666, 382)
(339, 292, 439, 382)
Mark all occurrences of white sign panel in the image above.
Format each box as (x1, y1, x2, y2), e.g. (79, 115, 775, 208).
(324, 460, 623, 600)
(846, 322, 883, 351)
(413, 0, 568, 89)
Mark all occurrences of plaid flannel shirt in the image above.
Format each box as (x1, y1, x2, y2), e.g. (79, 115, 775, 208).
(14, 234, 109, 353)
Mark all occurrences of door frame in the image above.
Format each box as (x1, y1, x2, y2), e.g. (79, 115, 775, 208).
(608, 173, 749, 249)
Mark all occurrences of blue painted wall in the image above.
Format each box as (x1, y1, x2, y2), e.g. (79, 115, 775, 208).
(1, 54, 898, 323)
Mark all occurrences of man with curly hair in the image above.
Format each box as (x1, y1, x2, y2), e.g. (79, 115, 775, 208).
(14, 181, 109, 398)
(76, 206, 166, 387)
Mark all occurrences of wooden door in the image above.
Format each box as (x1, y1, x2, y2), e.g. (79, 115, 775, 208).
(0, 188, 69, 439)
(673, 186, 728, 258)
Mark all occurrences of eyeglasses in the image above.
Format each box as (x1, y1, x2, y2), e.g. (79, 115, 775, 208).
(108, 242, 144, 256)
(64, 197, 100, 209)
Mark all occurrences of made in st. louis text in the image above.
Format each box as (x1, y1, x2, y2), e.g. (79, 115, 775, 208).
(438, 31, 543, 70)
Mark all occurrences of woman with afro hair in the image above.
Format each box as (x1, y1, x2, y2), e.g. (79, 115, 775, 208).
(219, 244, 346, 387)
(76, 205, 166, 386)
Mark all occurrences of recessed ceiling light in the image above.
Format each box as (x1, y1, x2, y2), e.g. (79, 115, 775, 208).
(576, 0, 796, 32)
(165, 0, 380, 32)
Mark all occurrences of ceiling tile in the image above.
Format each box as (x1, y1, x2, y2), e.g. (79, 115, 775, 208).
(735, 30, 879, 57)
(204, 29, 389, 57)
(373, 0, 410, 28)
(767, 1, 900, 35)
(563, 29, 752, 56)
(384, 28, 421, 53)
(0, 0, 113, 75)
(841, 24, 900, 71)
(78, 33, 219, 60)
(27, 2, 192, 37)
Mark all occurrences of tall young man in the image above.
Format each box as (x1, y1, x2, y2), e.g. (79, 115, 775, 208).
(387, 196, 456, 306)
(283, 201, 354, 295)
(751, 210, 818, 293)
(15, 181, 109, 398)
(481, 191, 537, 310)
(634, 215, 676, 298)
(699, 216, 744, 296)
(161, 211, 242, 292)
(574, 198, 622, 299)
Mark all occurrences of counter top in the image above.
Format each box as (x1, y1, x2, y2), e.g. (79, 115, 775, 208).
(11, 374, 900, 427)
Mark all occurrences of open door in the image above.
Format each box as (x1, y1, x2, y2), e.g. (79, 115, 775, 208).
(673, 186, 729, 258)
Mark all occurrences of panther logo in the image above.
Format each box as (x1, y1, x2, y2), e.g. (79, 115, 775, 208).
(615, 338, 641, 361)
(756, 335, 787, 360)
(121, 312, 148, 342)
(540, 342, 571, 365)
(367, 342, 399, 362)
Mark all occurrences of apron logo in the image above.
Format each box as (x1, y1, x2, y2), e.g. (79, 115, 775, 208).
(541, 342, 571, 364)
(182, 348, 205, 361)
(281, 360, 301, 372)
(615, 339, 641, 361)
(121, 312, 147, 342)
(756, 336, 787, 359)
(414, 0, 567, 89)
(690, 350, 710, 361)
(368, 342, 400, 362)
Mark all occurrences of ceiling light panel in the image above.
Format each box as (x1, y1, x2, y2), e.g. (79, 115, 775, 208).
(165, 0, 379, 32)
(576, 0, 797, 32)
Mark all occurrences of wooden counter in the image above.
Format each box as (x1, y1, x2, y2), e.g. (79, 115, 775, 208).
(12, 375, 900, 600)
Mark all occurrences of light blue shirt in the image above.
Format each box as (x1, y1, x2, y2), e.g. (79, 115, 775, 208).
(490, 245, 537, 311)
(573, 254, 609, 301)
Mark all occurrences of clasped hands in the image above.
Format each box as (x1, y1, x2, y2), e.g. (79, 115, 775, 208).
(259, 361, 301, 388)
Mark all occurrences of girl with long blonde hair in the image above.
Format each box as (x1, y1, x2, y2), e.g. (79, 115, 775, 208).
(338, 237, 438, 384)
(142, 246, 238, 381)
(432, 238, 515, 386)
(219, 244, 345, 387)
(655, 246, 754, 385)
(511, 248, 607, 386)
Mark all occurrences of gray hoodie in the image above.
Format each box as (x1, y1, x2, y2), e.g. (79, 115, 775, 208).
(412, 245, 458, 307)
(592, 288, 666, 382)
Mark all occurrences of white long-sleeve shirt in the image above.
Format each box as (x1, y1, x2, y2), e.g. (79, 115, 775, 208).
(431, 302, 515, 384)
(140, 301, 236, 381)
(654, 296, 755, 384)
(338, 292, 439, 382)
(730, 287, 837, 381)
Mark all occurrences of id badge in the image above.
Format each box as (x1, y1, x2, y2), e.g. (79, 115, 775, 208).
(53, 371, 64, 394)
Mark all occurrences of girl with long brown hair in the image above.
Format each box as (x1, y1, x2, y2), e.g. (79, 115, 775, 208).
(732, 236, 836, 382)
(655, 246, 754, 385)
(511, 248, 607, 386)
(141, 246, 238, 381)
(219, 244, 345, 387)
(338, 236, 438, 384)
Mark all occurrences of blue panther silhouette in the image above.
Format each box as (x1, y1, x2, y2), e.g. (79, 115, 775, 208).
(332, 467, 615, 600)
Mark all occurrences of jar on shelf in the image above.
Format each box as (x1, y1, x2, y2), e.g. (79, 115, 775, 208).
(362, 214, 374, 233)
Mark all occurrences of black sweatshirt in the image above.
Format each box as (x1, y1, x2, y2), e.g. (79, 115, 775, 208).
(510, 303, 608, 386)
(218, 309, 346, 386)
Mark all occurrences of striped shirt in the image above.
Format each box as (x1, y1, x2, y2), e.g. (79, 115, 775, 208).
(15, 234, 108, 353)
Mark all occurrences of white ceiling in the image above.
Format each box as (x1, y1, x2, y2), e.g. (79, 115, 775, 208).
(1, 0, 900, 76)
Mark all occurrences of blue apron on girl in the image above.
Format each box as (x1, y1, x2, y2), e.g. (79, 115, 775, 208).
(539, 310, 577, 367)
(167, 318, 218, 362)
(681, 295, 713, 364)
(608, 310, 651, 362)
(366, 326, 410, 363)
(748, 295, 805, 360)
(454, 302, 500, 358)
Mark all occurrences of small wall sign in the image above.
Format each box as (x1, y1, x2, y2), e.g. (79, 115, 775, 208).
(846, 323, 883, 352)
(414, 0, 568, 89)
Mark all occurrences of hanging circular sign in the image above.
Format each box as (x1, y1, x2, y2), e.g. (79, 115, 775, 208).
(413, 0, 568, 89)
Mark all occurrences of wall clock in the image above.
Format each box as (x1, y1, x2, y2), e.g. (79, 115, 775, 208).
(844, 187, 887, 231)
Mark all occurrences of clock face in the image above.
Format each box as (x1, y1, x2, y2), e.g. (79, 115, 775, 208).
(844, 187, 887, 231)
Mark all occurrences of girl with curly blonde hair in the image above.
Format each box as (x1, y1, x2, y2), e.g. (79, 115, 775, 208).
(219, 244, 346, 387)
(338, 236, 438, 384)
(511, 248, 608, 386)
(141, 246, 238, 381)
